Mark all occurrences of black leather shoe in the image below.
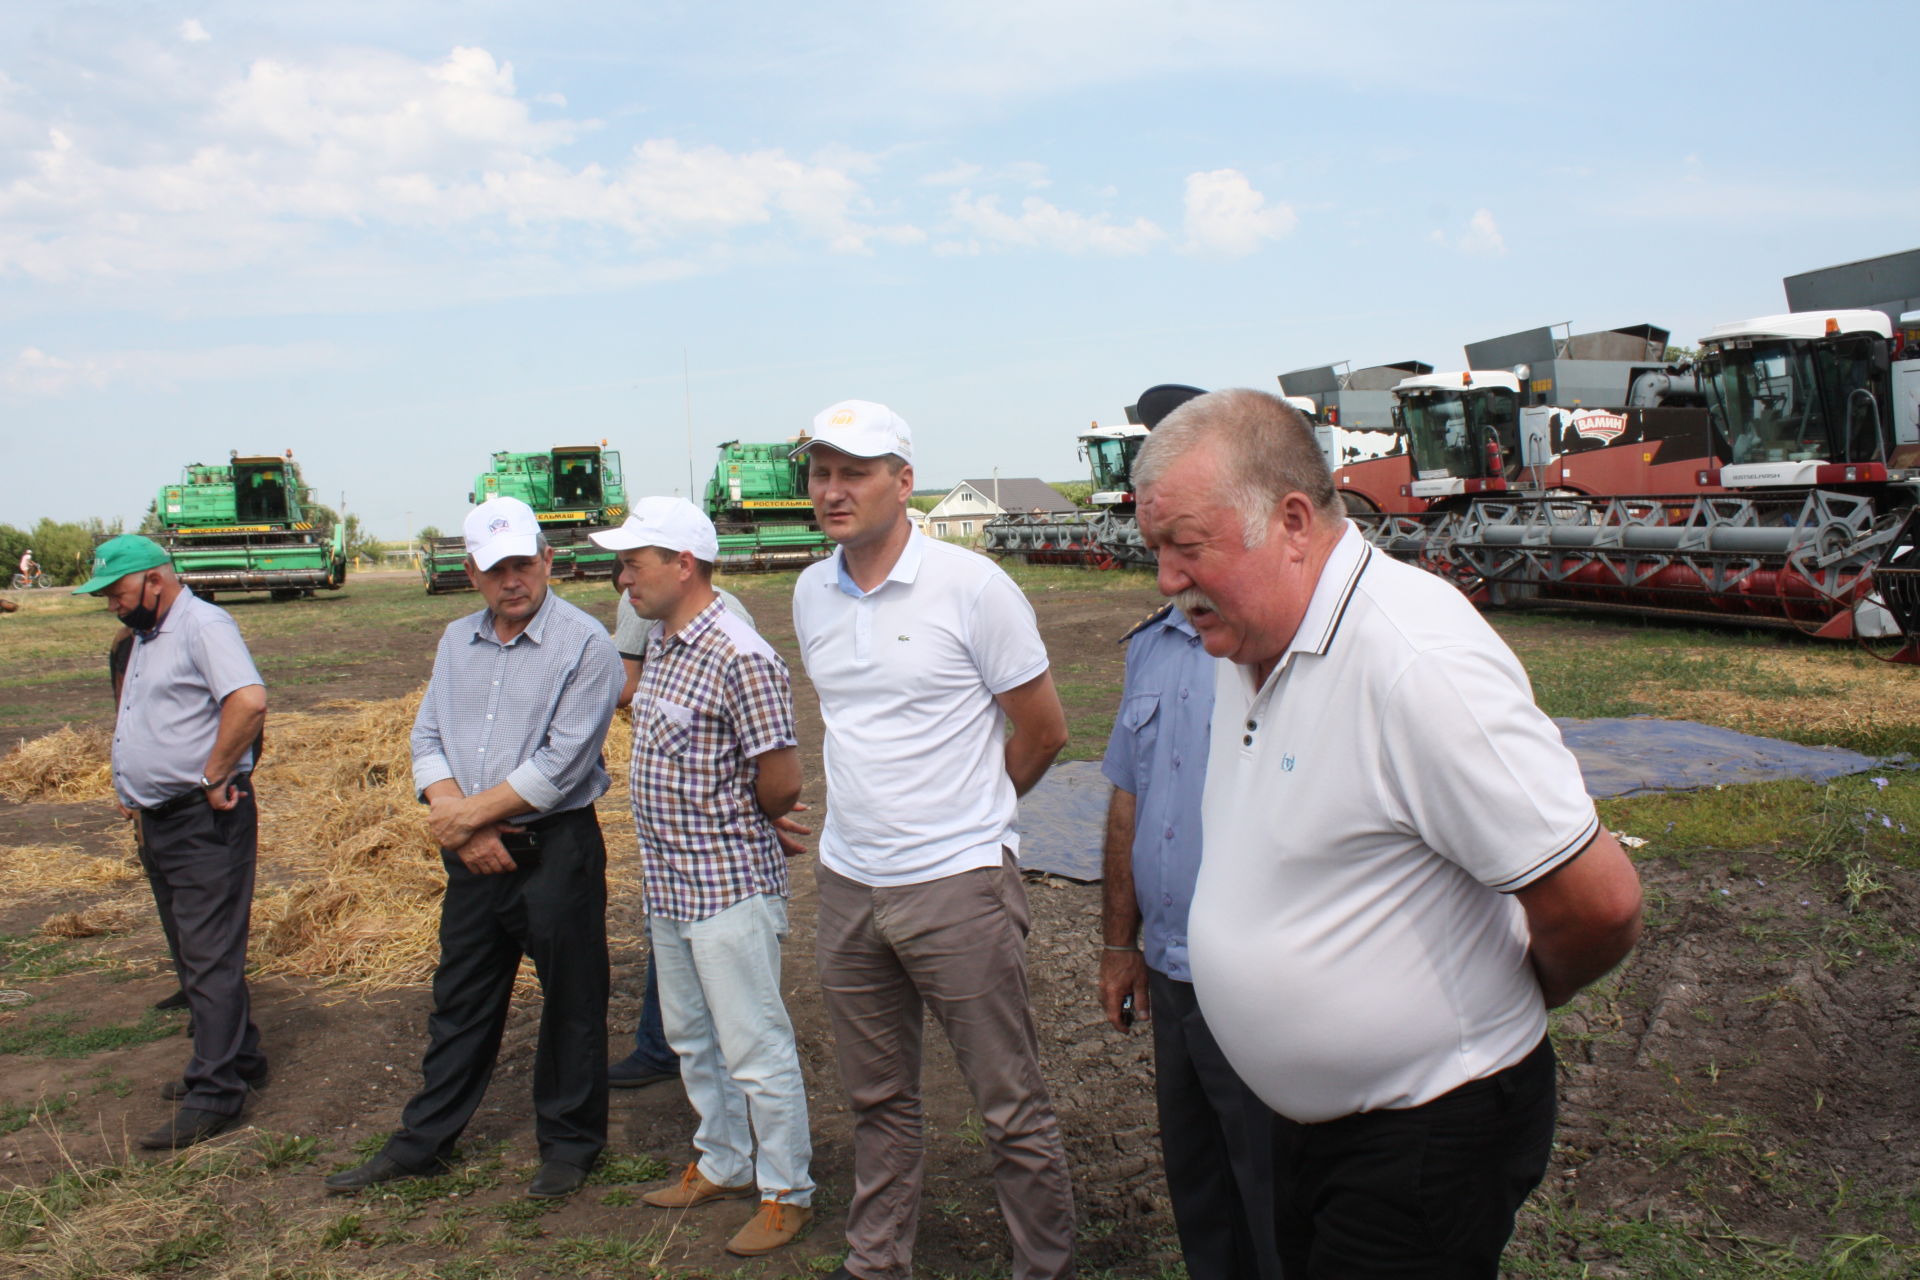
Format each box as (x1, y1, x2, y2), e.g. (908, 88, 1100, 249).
(528, 1159, 590, 1199)
(153, 989, 190, 1012)
(608, 1055, 678, 1089)
(161, 1061, 270, 1101)
(323, 1154, 432, 1195)
(137, 1107, 237, 1150)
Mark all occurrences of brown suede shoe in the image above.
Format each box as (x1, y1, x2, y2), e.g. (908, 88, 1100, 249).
(640, 1161, 757, 1209)
(725, 1200, 813, 1256)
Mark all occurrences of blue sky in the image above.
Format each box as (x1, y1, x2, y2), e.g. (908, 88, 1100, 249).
(3, 0, 1911, 537)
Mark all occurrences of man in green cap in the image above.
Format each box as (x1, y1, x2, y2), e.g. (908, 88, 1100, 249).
(77, 535, 271, 1148)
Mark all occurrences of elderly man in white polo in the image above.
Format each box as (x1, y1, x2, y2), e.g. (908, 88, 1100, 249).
(1132, 388, 1644, 1279)
(791, 399, 1074, 1280)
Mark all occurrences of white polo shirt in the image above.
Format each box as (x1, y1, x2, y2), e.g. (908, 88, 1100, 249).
(793, 529, 1050, 887)
(1191, 521, 1598, 1124)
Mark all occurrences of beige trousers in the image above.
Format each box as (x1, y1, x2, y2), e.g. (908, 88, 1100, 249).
(815, 854, 1076, 1280)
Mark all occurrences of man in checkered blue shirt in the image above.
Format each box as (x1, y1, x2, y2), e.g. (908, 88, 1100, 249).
(602, 497, 815, 1259)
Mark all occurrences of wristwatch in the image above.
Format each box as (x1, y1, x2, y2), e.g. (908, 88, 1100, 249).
(200, 773, 220, 790)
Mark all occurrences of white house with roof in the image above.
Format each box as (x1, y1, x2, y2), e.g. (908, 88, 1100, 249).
(927, 477, 1079, 542)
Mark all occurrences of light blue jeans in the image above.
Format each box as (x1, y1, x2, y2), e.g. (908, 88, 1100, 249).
(651, 893, 814, 1205)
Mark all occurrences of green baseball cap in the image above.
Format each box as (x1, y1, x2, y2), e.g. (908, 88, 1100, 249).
(73, 535, 172, 595)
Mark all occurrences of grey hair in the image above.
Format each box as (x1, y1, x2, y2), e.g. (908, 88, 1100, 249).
(1132, 388, 1341, 547)
(534, 530, 550, 553)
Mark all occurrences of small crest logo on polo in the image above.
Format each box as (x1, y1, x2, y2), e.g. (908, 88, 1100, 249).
(488, 518, 511, 534)
(831, 410, 855, 427)
(1281, 753, 1296, 772)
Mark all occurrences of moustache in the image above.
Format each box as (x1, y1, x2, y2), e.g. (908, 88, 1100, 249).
(1170, 588, 1217, 615)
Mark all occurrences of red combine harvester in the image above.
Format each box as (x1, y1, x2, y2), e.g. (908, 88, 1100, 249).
(1375, 249, 1920, 659)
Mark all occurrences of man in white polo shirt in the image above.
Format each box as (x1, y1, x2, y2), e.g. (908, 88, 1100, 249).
(791, 399, 1074, 1280)
(1132, 388, 1644, 1279)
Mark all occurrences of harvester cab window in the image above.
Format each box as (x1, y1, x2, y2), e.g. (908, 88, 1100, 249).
(1405, 392, 1480, 479)
(1087, 438, 1134, 494)
(1810, 336, 1888, 464)
(1710, 343, 1833, 465)
(552, 454, 603, 507)
(1473, 391, 1521, 476)
(234, 464, 289, 523)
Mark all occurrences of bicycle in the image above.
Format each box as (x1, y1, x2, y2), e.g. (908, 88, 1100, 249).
(10, 571, 52, 589)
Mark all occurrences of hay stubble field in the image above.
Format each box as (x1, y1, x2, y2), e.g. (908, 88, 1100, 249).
(2, 568, 1920, 1278)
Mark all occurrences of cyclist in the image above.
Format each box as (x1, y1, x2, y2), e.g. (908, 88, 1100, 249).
(17, 549, 40, 585)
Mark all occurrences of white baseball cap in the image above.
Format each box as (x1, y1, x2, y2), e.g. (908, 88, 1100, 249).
(791, 399, 914, 463)
(589, 495, 721, 563)
(463, 496, 542, 571)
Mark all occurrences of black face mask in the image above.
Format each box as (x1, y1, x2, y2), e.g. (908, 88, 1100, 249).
(121, 577, 162, 635)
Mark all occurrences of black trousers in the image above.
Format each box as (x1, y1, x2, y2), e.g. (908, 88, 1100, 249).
(1272, 1035, 1557, 1280)
(138, 788, 266, 1117)
(1149, 968, 1282, 1280)
(384, 805, 610, 1171)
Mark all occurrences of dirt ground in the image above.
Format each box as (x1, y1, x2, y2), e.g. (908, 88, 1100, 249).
(3, 570, 1919, 1278)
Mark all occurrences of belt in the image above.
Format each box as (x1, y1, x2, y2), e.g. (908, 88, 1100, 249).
(518, 805, 597, 832)
(140, 773, 251, 819)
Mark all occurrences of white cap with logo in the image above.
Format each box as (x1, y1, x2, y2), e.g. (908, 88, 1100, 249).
(463, 496, 542, 571)
(790, 399, 914, 463)
(589, 495, 721, 563)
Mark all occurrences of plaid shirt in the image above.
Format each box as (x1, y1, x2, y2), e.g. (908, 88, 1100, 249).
(631, 596, 798, 921)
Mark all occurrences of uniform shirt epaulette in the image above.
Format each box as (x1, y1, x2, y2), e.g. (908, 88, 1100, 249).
(1119, 602, 1175, 645)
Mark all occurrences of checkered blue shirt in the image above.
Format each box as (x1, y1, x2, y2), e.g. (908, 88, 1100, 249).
(411, 589, 624, 816)
(630, 596, 797, 921)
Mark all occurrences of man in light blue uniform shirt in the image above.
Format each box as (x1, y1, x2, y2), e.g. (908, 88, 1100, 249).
(1097, 385, 1279, 1280)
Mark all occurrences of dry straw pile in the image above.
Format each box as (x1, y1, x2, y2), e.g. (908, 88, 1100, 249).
(0, 691, 641, 992)
(0, 726, 115, 803)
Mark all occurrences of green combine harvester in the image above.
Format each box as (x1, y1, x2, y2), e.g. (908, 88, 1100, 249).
(154, 452, 347, 602)
(703, 440, 833, 571)
(423, 445, 628, 592)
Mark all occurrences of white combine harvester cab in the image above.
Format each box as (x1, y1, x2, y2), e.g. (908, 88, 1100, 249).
(1698, 309, 1916, 489)
(1390, 370, 1524, 499)
(1080, 422, 1150, 507)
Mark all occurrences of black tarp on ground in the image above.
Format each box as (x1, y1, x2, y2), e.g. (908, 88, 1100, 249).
(1013, 719, 1882, 882)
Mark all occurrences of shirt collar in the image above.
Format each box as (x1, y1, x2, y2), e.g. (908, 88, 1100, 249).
(1282, 521, 1370, 663)
(470, 584, 559, 648)
(651, 594, 726, 652)
(1165, 606, 1200, 640)
(134, 586, 195, 643)
(1243, 521, 1370, 696)
(832, 526, 926, 599)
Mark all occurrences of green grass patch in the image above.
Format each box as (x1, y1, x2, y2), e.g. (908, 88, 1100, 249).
(1599, 775, 1920, 868)
(0, 1010, 180, 1058)
(1509, 1188, 1920, 1277)
(584, 1152, 670, 1185)
(0, 1093, 73, 1134)
(0, 935, 92, 979)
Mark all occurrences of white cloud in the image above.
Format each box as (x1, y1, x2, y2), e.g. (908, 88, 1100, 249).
(1431, 208, 1505, 255)
(1, 341, 349, 396)
(1180, 168, 1296, 256)
(922, 161, 983, 186)
(180, 19, 211, 44)
(948, 191, 1163, 255)
(0, 46, 928, 286)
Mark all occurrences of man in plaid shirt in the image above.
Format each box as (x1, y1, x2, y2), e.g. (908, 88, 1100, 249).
(603, 497, 815, 1259)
